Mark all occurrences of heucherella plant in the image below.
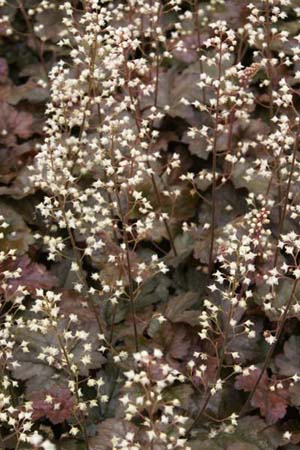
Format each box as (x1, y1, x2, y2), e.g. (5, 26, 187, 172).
(1, 0, 300, 449)
(29, 0, 182, 353)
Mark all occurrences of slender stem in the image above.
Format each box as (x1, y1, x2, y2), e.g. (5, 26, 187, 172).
(16, 0, 49, 81)
(265, 0, 274, 119)
(123, 235, 139, 352)
(186, 391, 211, 436)
(187, 282, 236, 436)
(153, 1, 162, 110)
(194, 0, 206, 104)
(208, 41, 223, 275)
(56, 333, 90, 450)
(150, 173, 178, 256)
(239, 278, 299, 417)
(224, 110, 235, 179)
(59, 199, 105, 336)
(123, 50, 177, 256)
(186, 306, 234, 435)
(273, 130, 299, 267)
(109, 142, 139, 351)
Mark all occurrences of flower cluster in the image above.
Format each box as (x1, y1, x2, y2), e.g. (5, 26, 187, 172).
(120, 350, 190, 449)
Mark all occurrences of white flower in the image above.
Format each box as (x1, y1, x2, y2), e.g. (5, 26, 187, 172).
(41, 440, 56, 450)
(28, 433, 43, 446)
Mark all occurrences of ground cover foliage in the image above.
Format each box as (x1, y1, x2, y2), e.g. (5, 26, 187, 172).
(2, 0, 300, 449)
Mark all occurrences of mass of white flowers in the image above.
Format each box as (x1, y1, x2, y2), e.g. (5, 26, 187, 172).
(1, 0, 300, 448)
